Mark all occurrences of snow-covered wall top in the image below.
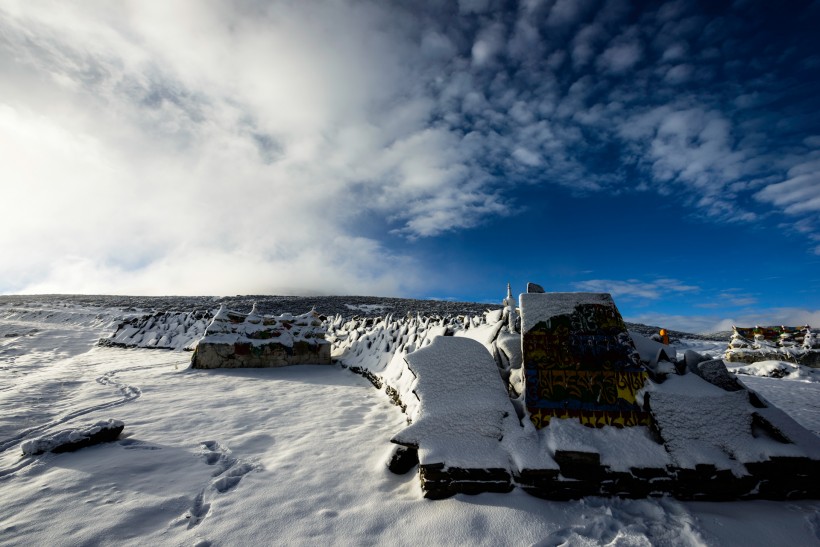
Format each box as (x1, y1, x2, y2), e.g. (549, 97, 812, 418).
(199, 304, 327, 348)
(392, 337, 519, 468)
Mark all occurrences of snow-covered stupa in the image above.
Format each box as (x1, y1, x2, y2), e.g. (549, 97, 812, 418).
(725, 325, 819, 367)
(191, 304, 330, 368)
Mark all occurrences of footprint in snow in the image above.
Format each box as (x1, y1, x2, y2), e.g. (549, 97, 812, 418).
(118, 439, 161, 451)
(177, 441, 262, 529)
(199, 440, 237, 476)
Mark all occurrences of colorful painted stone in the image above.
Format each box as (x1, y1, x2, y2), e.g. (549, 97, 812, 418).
(520, 292, 650, 428)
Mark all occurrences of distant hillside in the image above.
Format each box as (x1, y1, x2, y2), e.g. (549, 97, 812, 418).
(0, 294, 727, 341)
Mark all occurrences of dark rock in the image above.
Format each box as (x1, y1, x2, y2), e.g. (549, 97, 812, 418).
(387, 444, 418, 475)
(554, 450, 604, 480)
(22, 419, 125, 456)
(694, 359, 745, 391)
(683, 350, 709, 375)
(418, 464, 513, 498)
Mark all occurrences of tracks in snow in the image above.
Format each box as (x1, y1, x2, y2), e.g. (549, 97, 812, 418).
(176, 440, 262, 530)
(0, 367, 143, 455)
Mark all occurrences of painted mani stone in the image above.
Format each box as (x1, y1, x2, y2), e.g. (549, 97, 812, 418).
(519, 292, 650, 429)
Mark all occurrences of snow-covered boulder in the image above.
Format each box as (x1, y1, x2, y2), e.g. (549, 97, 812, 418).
(21, 419, 124, 455)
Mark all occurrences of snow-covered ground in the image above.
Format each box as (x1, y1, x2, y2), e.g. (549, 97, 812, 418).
(1, 303, 819, 546)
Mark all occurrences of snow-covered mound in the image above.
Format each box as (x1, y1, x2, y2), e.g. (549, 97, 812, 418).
(727, 360, 820, 382)
(191, 305, 330, 368)
(328, 307, 521, 413)
(393, 336, 519, 495)
(4, 296, 820, 546)
(21, 419, 124, 455)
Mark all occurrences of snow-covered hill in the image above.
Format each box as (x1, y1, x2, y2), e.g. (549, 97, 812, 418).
(1, 297, 819, 545)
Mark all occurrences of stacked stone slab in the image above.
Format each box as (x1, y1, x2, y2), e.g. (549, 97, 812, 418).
(333, 288, 820, 500)
(516, 292, 820, 501)
(191, 305, 330, 368)
(390, 336, 519, 499)
(520, 292, 650, 429)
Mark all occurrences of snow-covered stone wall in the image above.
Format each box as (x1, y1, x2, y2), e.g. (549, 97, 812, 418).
(191, 305, 330, 368)
(725, 326, 820, 367)
(99, 310, 212, 351)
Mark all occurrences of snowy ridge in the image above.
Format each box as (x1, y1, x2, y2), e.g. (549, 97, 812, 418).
(0, 303, 117, 334)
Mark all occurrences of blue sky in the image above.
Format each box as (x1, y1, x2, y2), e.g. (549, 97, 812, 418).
(0, 0, 818, 332)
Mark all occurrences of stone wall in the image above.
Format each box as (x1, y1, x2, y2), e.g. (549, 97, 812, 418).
(191, 305, 330, 369)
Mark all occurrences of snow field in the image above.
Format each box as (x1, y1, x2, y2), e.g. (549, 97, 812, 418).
(1, 302, 819, 545)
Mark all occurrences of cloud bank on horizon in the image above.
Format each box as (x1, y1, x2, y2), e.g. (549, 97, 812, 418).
(1, 0, 818, 332)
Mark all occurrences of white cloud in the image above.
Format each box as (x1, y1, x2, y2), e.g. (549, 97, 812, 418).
(0, 1, 502, 295)
(598, 42, 642, 73)
(1, 0, 818, 297)
(664, 64, 693, 84)
(458, 0, 492, 15)
(755, 172, 820, 214)
(626, 308, 820, 334)
(571, 23, 606, 68)
(472, 23, 506, 67)
(572, 278, 699, 300)
(547, 0, 596, 28)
